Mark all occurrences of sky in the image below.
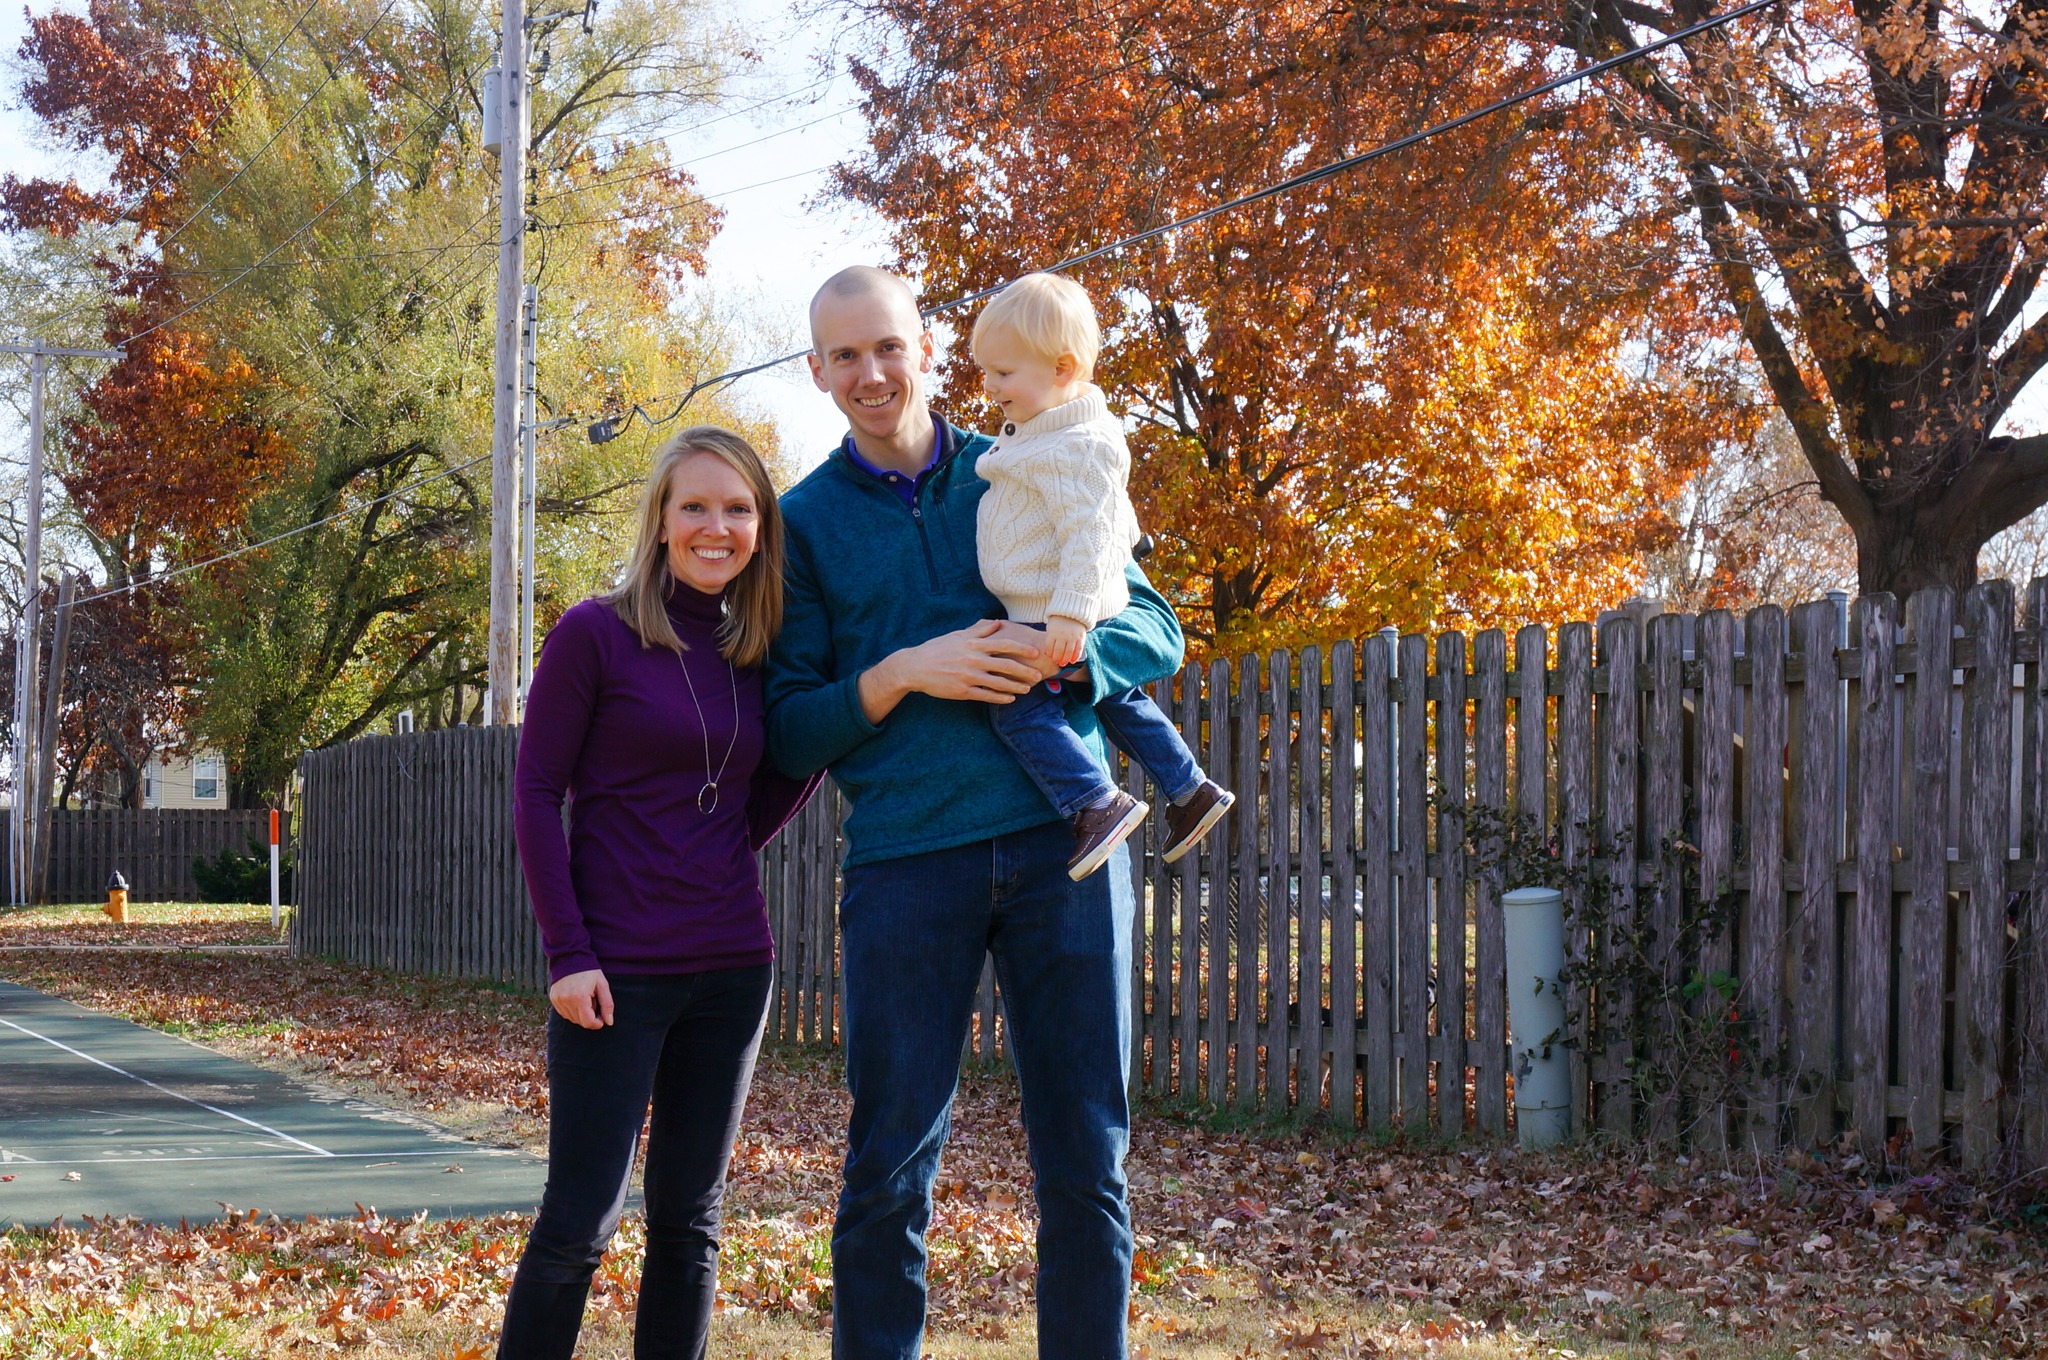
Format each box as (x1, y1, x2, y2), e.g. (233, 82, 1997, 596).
(0, 0, 889, 469)
(650, 0, 892, 462)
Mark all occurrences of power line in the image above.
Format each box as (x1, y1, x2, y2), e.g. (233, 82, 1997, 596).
(16, 0, 1119, 293)
(154, 0, 407, 257)
(258, 227, 502, 429)
(185, 0, 327, 154)
(69, 453, 493, 610)
(14, 221, 528, 289)
(586, 0, 1784, 444)
(529, 105, 855, 207)
(111, 80, 471, 349)
(0, 0, 328, 303)
(530, 0, 1245, 213)
(536, 163, 834, 231)
(45, 1, 1783, 610)
(53, 219, 509, 613)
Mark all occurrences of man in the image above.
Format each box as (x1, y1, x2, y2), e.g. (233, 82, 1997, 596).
(764, 266, 1185, 1360)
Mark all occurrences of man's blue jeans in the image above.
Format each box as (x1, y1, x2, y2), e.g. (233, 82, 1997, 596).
(832, 819, 1134, 1359)
(990, 682, 1205, 818)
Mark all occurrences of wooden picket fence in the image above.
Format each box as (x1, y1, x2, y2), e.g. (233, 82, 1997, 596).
(292, 581, 2048, 1172)
(292, 727, 545, 988)
(42, 808, 287, 903)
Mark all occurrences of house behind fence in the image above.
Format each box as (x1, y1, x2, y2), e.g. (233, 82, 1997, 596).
(292, 580, 2048, 1175)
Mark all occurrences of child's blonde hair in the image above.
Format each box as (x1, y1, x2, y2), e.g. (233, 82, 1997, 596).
(970, 272, 1100, 378)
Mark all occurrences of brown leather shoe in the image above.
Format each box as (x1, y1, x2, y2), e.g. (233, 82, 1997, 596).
(1161, 780, 1234, 864)
(1067, 790, 1149, 881)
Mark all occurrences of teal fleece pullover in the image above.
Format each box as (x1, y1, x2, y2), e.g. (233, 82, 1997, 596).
(765, 417, 1187, 867)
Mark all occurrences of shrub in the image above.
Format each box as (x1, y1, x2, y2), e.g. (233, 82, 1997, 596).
(192, 840, 292, 904)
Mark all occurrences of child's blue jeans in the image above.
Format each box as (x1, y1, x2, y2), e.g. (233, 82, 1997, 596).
(990, 676, 1204, 818)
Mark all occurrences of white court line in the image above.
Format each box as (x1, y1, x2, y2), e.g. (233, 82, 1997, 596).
(0, 1016, 332, 1157)
(0, 1149, 523, 1166)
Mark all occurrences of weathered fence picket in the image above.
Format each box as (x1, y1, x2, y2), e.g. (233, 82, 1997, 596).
(40, 808, 287, 904)
(292, 581, 2048, 1174)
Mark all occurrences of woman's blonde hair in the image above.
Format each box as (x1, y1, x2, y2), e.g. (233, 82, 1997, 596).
(608, 425, 784, 667)
(970, 272, 1101, 378)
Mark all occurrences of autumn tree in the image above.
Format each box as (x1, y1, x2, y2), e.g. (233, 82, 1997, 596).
(1643, 415, 1858, 608)
(0, 580, 187, 808)
(1354, 1, 2048, 597)
(5, 0, 774, 800)
(833, 1, 1755, 650)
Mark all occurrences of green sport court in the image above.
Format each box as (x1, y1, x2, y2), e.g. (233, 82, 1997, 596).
(0, 979, 546, 1224)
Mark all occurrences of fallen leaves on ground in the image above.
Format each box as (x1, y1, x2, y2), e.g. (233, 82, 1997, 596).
(0, 901, 282, 948)
(0, 949, 2042, 1358)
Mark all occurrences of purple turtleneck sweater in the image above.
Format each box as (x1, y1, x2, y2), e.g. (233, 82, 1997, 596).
(514, 582, 818, 983)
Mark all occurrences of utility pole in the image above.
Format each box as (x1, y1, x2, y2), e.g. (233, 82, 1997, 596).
(487, 0, 528, 726)
(519, 282, 538, 708)
(1, 340, 121, 905)
(31, 569, 75, 905)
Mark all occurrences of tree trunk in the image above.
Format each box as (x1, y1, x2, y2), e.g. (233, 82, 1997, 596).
(1210, 566, 1259, 642)
(1853, 510, 1984, 598)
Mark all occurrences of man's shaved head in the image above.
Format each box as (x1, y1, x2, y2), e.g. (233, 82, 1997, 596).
(806, 265, 938, 467)
(809, 266, 921, 352)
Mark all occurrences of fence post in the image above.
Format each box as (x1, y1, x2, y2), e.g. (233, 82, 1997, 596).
(1436, 630, 1467, 1137)
(1960, 581, 2014, 1168)
(1848, 594, 1897, 1155)
(1693, 609, 1736, 1153)
(1594, 613, 1640, 1138)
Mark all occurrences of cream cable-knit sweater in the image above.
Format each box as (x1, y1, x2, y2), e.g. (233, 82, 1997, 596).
(975, 385, 1142, 627)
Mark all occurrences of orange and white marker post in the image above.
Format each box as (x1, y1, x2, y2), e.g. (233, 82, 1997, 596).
(268, 809, 281, 930)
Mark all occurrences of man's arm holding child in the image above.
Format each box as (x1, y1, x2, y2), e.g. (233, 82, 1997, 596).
(769, 531, 1043, 763)
(855, 621, 1045, 724)
(1083, 564, 1185, 696)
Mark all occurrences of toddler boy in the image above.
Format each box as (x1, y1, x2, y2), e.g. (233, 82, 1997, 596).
(972, 272, 1233, 880)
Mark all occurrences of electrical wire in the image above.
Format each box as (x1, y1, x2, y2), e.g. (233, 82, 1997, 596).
(184, 0, 327, 154)
(110, 81, 471, 350)
(19, 0, 1114, 291)
(529, 0, 1247, 212)
(586, 0, 1784, 443)
(68, 452, 493, 610)
(529, 105, 856, 207)
(15, 224, 538, 290)
(551, 0, 1112, 164)
(258, 225, 501, 429)
(154, 0, 408, 257)
(51, 219, 509, 611)
(47, 0, 1782, 607)
(536, 163, 834, 231)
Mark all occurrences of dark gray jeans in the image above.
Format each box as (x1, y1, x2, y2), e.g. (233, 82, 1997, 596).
(497, 964, 771, 1360)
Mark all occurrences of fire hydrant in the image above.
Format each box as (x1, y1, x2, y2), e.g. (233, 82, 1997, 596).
(103, 871, 129, 924)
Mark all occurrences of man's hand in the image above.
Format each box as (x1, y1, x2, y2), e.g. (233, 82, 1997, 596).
(549, 969, 614, 1030)
(1044, 617, 1088, 669)
(987, 619, 1089, 683)
(858, 619, 1044, 722)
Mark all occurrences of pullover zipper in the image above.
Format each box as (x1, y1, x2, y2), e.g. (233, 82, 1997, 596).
(911, 496, 941, 590)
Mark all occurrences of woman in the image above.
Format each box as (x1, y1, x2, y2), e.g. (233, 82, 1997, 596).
(501, 426, 817, 1359)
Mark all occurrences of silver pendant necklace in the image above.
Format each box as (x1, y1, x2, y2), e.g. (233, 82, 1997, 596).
(678, 649, 740, 813)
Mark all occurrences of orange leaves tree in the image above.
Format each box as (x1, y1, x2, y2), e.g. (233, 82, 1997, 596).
(834, 1, 1753, 650)
(0, 0, 231, 242)
(1405, 1, 2048, 596)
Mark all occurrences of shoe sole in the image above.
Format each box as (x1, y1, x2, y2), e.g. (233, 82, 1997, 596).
(1067, 799, 1151, 881)
(1161, 790, 1236, 865)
